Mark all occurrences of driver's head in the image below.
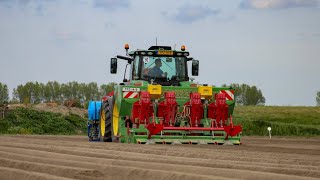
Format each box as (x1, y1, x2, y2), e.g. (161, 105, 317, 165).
(155, 58, 162, 67)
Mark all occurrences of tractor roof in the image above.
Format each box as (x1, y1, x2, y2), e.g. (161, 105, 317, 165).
(128, 46, 189, 57)
(148, 46, 172, 50)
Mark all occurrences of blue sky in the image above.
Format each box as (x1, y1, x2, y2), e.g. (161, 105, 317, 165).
(0, 0, 319, 106)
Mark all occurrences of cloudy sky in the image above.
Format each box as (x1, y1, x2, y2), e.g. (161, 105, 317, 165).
(0, 0, 319, 106)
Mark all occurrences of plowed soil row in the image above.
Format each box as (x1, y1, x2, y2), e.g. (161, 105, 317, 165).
(0, 135, 319, 180)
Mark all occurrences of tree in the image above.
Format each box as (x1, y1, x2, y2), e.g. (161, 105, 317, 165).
(317, 91, 320, 106)
(11, 88, 19, 103)
(44, 82, 52, 102)
(15, 84, 25, 103)
(84, 82, 99, 101)
(32, 82, 42, 104)
(78, 83, 86, 101)
(0, 83, 9, 105)
(14, 82, 47, 103)
(39, 83, 46, 102)
(24, 82, 35, 104)
(99, 84, 108, 97)
(53, 81, 62, 103)
(230, 83, 265, 106)
(101, 82, 117, 96)
(60, 83, 70, 101)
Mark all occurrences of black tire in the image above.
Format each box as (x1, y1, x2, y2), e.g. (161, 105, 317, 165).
(101, 96, 114, 142)
(88, 121, 99, 141)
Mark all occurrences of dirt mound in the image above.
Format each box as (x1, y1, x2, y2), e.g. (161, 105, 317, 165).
(8, 104, 87, 118)
(0, 135, 319, 180)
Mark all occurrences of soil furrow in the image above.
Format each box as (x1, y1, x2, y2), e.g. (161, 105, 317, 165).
(0, 135, 319, 180)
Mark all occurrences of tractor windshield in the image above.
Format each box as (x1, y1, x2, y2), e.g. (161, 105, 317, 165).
(132, 56, 188, 85)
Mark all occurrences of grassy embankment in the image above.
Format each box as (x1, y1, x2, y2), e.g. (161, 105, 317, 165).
(233, 106, 320, 136)
(0, 106, 319, 136)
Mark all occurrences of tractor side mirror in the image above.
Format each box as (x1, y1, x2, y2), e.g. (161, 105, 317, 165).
(110, 58, 117, 74)
(192, 60, 199, 76)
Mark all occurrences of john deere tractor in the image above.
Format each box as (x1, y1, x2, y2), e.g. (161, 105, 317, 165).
(87, 44, 242, 144)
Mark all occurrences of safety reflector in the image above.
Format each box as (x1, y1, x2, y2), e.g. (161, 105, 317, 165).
(219, 90, 234, 100)
(123, 91, 139, 98)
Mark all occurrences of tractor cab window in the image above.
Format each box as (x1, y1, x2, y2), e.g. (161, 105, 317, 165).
(134, 56, 188, 83)
(132, 58, 140, 80)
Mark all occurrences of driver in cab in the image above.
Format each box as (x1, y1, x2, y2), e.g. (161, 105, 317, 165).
(149, 58, 167, 78)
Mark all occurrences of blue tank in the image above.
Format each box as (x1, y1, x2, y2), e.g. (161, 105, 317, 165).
(88, 101, 102, 120)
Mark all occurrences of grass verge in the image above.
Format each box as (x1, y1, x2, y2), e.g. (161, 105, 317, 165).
(233, 106, 320, 136)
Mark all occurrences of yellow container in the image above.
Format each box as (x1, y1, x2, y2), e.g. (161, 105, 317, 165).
(147, 84, 162, 98)
(198, 86, 212, 99)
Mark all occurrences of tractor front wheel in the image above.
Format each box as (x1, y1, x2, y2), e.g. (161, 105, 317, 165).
(100, 96, 114, 142)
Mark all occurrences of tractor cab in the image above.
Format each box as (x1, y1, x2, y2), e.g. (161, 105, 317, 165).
(110, 44, 199, 86)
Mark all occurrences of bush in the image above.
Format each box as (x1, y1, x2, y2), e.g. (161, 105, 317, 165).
(1, 107, 87, 135)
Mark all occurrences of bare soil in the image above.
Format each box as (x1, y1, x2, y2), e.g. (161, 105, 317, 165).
(0, 135, 319, 180)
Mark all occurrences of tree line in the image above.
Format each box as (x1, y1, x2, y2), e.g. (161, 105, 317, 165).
(0, 81, 116, 105)
(3, 82, 319, 106)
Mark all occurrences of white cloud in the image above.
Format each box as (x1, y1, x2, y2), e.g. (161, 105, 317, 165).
(0, 0, 58, 16)
(0, 0, 130, 14)
(93, 0, 129, 11)
(240, 0, 319, 9)
(167, 4, 220, 24)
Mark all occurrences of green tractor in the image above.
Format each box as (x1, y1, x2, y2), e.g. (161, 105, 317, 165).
(87, 44, 242, 144)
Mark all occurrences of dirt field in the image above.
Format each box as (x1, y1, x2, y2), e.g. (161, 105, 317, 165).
(0, 135, 319, 180)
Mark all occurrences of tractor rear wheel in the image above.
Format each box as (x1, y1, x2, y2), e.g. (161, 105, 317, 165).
(100, 96, 114, 142)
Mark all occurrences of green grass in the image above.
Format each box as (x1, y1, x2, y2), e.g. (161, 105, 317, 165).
(233, 106, 320, 136)
(0, 107, 87, 135)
